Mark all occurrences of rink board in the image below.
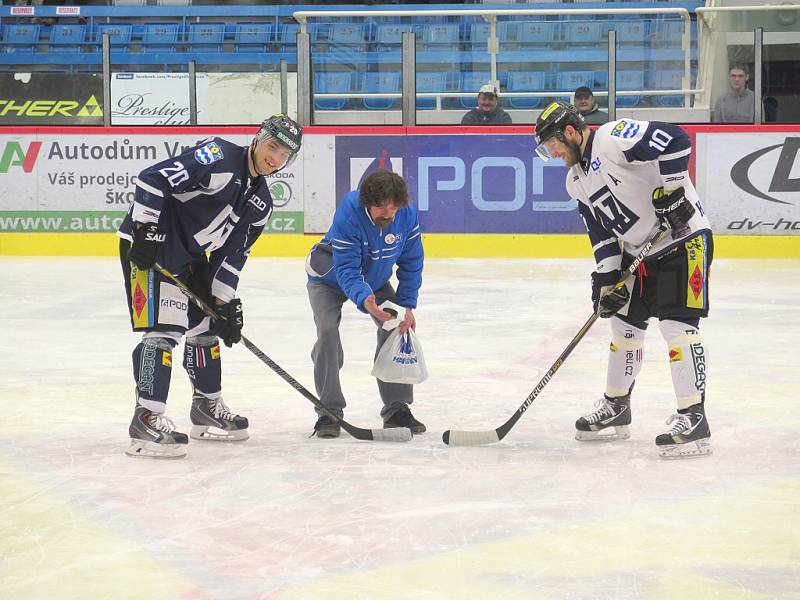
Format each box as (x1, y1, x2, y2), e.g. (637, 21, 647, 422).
(1, 124, 799, 257)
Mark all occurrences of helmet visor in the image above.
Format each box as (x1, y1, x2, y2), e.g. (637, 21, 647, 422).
(534, 135, 561, 161)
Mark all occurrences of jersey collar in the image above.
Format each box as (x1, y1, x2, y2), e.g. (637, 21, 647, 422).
(579, 129, 596, 174)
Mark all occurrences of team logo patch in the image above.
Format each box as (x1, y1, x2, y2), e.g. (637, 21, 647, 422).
(685, 235, 706, 308)
(610, 120, 640, 139)
(162, 351, 172, 367)
(609, 342, 618, 353)
(385, 233, 396, 244)
(194, 142, 224, 165)
(210, 345, 220, 360)
(131, 268, 153, 328)
(669, 348, 682, 362)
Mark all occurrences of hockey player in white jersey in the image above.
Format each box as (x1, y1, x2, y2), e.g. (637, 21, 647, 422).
(534, 101, 713, 458)
(118, 115, 302, 458)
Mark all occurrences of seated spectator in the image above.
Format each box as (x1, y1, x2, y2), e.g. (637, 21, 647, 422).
(712, 63, 754, 123)
(573, 86, 608, 124)
(461, 84, 512, 125)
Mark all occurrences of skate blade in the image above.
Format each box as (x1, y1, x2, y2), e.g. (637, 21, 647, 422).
(190, 425, 249, 442)
(125, 439, 187, 459)
(575, 425, 630, 442)
(658, 437, 712, 459)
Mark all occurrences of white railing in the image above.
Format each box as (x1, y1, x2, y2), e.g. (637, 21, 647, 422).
(294, 7, 695, 112)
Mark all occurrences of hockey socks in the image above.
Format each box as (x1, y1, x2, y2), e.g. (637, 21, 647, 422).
(132, 336, 176, 412)
(605, 317, 646, 398)
(183, 335, 222, 400)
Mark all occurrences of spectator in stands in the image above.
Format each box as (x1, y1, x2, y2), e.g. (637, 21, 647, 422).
(461, 84, 512, 125)
(573, 86, 608, 125)
(712, 63, 754, 123)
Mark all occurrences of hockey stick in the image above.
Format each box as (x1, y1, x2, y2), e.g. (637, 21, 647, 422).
(153, 264, 412, 443)
(442, 223, 669, 447)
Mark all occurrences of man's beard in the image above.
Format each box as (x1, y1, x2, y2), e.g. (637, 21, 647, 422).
(563, 139, 582, 167)
(374, 217, 394, 227)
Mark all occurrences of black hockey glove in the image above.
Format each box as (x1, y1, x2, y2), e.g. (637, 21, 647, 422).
(210, 299, 243, 347)
(128, 222, 165, 270)
(652, 187, 695, 240)
(591, 270, 630, 319)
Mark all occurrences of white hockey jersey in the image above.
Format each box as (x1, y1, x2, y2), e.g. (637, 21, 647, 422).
(566, 119, 711, 274)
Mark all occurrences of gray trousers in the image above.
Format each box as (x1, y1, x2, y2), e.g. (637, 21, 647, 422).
(307, 281, 413, 421)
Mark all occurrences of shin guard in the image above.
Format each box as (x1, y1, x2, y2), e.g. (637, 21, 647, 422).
(605, 317, 646, 398)
(659, 319, 707, 410)
(133, 336, 177, 412)
(183, 335, 222, 400)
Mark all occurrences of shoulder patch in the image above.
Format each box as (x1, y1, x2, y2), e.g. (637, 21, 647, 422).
(610, 120, 640, 139)
(194, 142, 224, 165)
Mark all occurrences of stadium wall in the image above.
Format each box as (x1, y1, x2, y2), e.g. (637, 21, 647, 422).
(1, 124, 798, 258)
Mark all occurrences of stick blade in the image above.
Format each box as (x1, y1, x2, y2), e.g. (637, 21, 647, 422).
(442, 429, 501, 447)
(366, 427, 413, 443)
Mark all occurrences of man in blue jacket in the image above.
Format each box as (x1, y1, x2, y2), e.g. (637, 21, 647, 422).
(305, 169, 425, 438)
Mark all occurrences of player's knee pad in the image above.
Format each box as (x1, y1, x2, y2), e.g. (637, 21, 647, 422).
(184, 334, 222, 399)
(133, 336, 177, 406)
(606, 317, 646, 397)
(659, 319, 707, 409)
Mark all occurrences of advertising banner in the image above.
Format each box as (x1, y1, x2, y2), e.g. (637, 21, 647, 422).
(110, 72, 297, 126)
(334, 134, 583, 233)
(0, 131, 304, 234)
(697, 132, 800, 234)
(0, 73, 103, 125)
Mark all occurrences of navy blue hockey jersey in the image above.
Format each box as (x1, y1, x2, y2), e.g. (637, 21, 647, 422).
(118, 137, 273, 302)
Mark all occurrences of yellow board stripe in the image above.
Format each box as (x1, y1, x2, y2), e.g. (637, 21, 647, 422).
(0, 233, 798, 259)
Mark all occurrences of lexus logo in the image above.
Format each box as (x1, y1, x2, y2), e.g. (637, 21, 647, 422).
(731, 137, 800, 205)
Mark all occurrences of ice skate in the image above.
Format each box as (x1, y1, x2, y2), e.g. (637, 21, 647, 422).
(384, 406, 426, 434)
(126, 405, 188, 459)
(656, 405, 711, 458)
(313, 414, 341, 438)
(575, 393, 631, 441)
(190, 394, 249, 441)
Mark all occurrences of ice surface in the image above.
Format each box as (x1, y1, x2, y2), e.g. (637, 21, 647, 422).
(1, 257, 798, 599)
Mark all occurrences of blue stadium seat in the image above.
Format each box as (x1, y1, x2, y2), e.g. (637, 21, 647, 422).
(556, 70, 595, 93)
(187, 22, 226, 52)
(654, 19, 685, 47)
(329, 23, 366, 45)
(142, 23, 180, 52)
(362, 71, 400, 110)
(507, 71, 546, 109)
(234, 22, 271, 53)
(95, 24, 133, 51)
(469, 22, 509, 46)
(459, 71, 492, 110)
(563, 21, 602, 46)
(374, 24, 415, 47)
(651, 69, 687, 107)
(2, 24, 40, 53)
(421, 23, 460, 47)
(48, 24, 85, 52)
(511, 21, 556, 46)
(416, 71, 450, 110)
(604, 20, 648, 45)
(275, 22, 300, 48)
(314, 71, 351, 110)
(616, 70, 645, 107)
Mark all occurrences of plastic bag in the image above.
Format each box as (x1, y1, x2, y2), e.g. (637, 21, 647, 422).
(371, 328, 429, 384)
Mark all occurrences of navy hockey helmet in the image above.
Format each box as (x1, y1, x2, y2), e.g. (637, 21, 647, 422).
(253, 114, 303, 172)
(534, 101, 585, 161)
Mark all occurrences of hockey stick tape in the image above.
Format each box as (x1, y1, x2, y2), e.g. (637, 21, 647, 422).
(378, 300, 404, 331)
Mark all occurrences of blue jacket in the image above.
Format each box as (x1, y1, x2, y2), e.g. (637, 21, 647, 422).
(306, 191, 424, 311)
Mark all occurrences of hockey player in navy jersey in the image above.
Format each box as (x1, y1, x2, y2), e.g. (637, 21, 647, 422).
(118, 114, 302, 458)
(534, 101, 713, 458)
(305, 169, 426, 438)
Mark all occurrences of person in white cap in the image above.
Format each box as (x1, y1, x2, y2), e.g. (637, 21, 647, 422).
(461, 83, 512, 125)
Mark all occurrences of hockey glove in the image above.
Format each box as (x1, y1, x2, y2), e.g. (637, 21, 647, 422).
(128, 222, 166, 270)
(210, 299, 243, 347)
(652, 187, 695, 240)
(591, 270, 630, 319)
